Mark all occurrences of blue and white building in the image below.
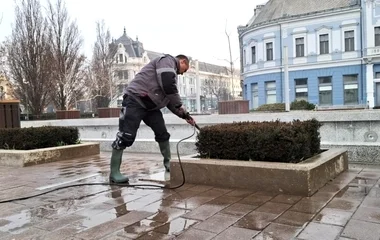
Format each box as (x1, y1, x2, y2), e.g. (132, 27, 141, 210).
(238, 0, 380, 109)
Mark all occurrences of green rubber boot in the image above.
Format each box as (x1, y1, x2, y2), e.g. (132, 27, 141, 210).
(159, 140, 171, 172)
(109, 149, 129, 183)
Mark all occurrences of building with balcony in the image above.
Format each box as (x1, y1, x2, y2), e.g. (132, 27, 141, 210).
(238, 0, 380, 109)
(109, 29, 241, 112)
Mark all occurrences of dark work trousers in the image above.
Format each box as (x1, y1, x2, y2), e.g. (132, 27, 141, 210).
(117, 95, 170, 148)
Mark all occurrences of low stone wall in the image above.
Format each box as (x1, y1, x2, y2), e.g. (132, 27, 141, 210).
(0, 142, 100, 167)
(170, 149, 348, 196)
(21, 110, 380, 164)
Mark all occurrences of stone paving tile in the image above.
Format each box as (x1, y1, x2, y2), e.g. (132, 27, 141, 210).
(325, 198, 361, 212)
(154, 217, 198, 236)
(270, 194, 302, 205)
(254, 201, 292, 216)
(273, 210, 314, 227)
(3, 153, 380, 239)
(176, 228, 217, 240)
(352, 206, 380, 224)
(233, 211, 278, 230)
(290, 198, 327, 214)
(182, 204, 227, 221)
(312, 208, 353, 226)
(238, 193, 273, 206)
(253, 223, 302, 240)
(220, 203, 257, 217)
(193, 213, 240, 234)
(341, 219, 380, 240)
(297, 222, 343, 240)
(213, 226, 260, 240)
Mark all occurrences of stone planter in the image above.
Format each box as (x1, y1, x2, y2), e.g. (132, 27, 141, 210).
(56, 110, 80, 119)
(0, 142, 100, 167)
(171, 148, 348, 196)
(0, 100, 20, 128)
(218, 100, 249, 114)
(98, 108, 121, 118)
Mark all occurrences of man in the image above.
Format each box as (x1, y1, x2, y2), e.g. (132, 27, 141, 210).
(109, 54, 195, 183)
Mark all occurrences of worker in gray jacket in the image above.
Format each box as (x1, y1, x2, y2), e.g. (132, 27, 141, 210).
(109, 54, 195, 183)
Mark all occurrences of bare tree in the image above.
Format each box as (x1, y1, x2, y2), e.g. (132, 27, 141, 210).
(6, 0, 53, 115)
(204, 74, 231, 105)
(46, 0, 85, 110)
(87, 20, 117, 109)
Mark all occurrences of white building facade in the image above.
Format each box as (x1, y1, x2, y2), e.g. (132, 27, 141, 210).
(109, 29, 241, 112)
(238, 0, 380, 110)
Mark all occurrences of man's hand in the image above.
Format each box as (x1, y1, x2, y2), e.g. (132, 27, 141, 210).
(185, 115, 195, 126)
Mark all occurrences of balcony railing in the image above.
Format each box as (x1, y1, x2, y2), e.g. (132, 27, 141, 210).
(367, 47, 380, 56)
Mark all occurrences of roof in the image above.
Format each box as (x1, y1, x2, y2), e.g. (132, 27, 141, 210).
(113, 28, 144, 58)
(246, 0, 359, 28)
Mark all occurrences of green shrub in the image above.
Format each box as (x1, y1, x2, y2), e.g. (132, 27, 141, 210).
(0, 126, 79, 150)
(291, 100, 316, 110)
(195, 118, 322, 163)
(256, 103, 285, 112)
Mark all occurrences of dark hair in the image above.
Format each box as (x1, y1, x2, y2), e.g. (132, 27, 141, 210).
(176, 54, 189, 63)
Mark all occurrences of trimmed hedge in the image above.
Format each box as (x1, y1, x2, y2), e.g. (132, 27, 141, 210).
(290, 100, 316, 110)
(195, 119, 322, 163)
(251, 100, 316, 112)
(0, 126, 79, 150)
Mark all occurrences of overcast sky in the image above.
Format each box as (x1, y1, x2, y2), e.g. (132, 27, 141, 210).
(0, 0, 265, 67)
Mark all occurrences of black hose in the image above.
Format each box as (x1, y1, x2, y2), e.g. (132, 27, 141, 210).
(0, 126, 197, 204)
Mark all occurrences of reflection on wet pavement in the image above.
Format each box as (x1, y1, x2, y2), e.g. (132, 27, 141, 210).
(1, 152, 380, 240)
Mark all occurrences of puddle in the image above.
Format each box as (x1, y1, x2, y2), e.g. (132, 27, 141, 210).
(349, 177, 377, 185)
(335, 185, 371, 199)
(117, 219, 163, 238)
(155, 217, 198, 235)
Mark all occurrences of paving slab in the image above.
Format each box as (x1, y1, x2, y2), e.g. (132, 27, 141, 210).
(0, 152, 380, 239)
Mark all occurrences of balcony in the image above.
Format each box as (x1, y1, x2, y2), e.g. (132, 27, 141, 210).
(366, 47, 380, 56)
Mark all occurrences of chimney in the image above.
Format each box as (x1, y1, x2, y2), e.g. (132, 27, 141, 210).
(254, 4, 265, 16)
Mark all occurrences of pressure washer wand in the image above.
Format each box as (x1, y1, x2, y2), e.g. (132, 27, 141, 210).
(185, 113, 201, 131)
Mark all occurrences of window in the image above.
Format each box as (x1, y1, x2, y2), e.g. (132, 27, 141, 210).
(343, 75, 358, 105)
(243, 49, 246, 65)
(265, 81, 276, 104)
(344, 31, 354, 52)
(266, 42, 273, 61)
(251, 46, 256, 64)
(118, 71, 123, 80)
(318, 76, 332, 105)
(119, 54, 123, 63)
(319, 34, 329, 54)
(375, 27, 380, 47)
(375, 72, 380, 79)
(295, 78, 308, 101)
(295, 38, 305, 57)
(251, 83, 259, 109)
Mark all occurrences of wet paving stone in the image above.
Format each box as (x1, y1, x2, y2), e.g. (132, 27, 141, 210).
(270, 194, 302, 205)
(193, 213, 240, 234)
(233, 211, 278, 230)
(325, 198, 361, 212)
(213, 226, 259, 240)
(313, 208, 353, 226)
(341, 219, 380, 240)
(352, 206, 380, 224)
(220, 203, 257, 217)
(154, 217, 198, 236)
(2, 153, 380, 239)
(290, 199, 327, 214)
(273, 210, 314, 227)
(253, 223, 301, 240)
(297, 222, 343, 240)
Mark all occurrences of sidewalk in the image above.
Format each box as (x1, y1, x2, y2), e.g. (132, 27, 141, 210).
(0, 152, 379, 240)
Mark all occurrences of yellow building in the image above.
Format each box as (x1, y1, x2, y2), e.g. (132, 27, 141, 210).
(0, 75, 14, 100)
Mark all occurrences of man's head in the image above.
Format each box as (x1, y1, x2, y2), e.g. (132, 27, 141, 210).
(176, 54, 189, 75)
